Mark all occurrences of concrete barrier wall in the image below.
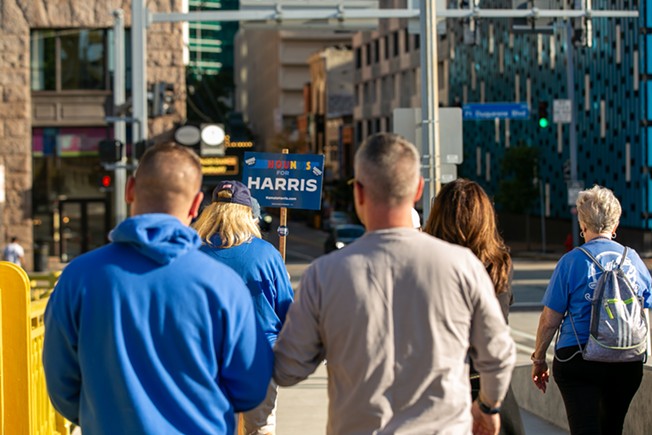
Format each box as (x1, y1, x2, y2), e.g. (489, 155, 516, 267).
(512, 364, 652, 434)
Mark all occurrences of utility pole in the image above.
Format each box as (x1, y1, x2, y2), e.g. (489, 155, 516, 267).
(132, 0, 148, 154)
(419, 0, 440, 221)
(113, 9, 128, 224)
(565, 19, 580, 247)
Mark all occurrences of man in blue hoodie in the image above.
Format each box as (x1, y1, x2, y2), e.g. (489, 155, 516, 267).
(42, 142, 273, 434)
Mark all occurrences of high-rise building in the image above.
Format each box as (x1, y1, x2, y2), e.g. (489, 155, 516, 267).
(235, 29, 352, 150)
(187, 0, 240, 75)
(448, 0, 652, 250)
(304, 46, 355, 181)
(351, 0, 449, 151)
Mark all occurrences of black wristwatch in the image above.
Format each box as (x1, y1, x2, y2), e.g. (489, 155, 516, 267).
(476, 398, 501, 415)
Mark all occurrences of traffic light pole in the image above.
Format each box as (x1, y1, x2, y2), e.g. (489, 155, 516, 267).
(132, 0, 148, 150)
(113, 10, 128, 224)
(566, 20, 580, 247)
(419, 0, 440, 220)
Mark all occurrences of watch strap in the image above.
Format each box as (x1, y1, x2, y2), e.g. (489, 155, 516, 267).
(477, 398, 501, 415)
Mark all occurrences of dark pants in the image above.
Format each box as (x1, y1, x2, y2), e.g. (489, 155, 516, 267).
(553, 346, 643, 435)
(471, 377, 525, 435)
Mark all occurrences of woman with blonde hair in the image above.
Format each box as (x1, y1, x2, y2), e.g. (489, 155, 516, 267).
(423, 178, 525, 435)
(193, 180, 294, 435)
(532, 185, 652, 434)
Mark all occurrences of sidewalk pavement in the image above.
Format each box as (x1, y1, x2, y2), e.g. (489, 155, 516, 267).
(276, 363, 568, 435)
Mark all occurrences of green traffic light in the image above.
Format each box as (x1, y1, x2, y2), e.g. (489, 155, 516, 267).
(538, 118, 549, 128)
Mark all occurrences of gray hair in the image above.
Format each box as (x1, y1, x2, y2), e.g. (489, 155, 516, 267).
(576, 185, 622, 234)
(354, 133, 420, 206)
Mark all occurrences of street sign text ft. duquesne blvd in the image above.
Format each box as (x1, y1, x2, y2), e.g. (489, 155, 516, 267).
(463, 102, 530, 120)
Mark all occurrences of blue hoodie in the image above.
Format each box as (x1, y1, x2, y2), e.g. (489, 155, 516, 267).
(43, 214, 272, 435)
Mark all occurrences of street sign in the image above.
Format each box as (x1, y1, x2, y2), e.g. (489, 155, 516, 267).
(174, 125, 201, 146)
(440, 164, 457, 184)
(463, 102, 530, 120)
(393, 107, 463, 165)
(200, 156, 239, 176)
(200, 124, 226, 156)
(567, 180, 584, 206)
(553, 99, 572, 124)
(243, 152, 325, 210)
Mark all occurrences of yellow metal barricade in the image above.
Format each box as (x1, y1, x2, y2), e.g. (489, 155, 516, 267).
(30, 271, 62, 301)
(0, 261, 70, 435)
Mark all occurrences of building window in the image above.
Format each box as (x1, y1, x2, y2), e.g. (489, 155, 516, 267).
(355, 46, 362, 69)
(404, 28, 410, 52)
(366, 43, 372, 65)
(393, 31, 400, 57)
(373, 39, 380, 63)
(414, 34, 420, 50)
(384, 35, 390, 59)
(356, 121, 363, 144)
(31, 28, 131, 92)
(367, 119, 374, 135)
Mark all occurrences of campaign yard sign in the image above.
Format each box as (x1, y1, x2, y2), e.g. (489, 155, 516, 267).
(243, 152, 325, 210)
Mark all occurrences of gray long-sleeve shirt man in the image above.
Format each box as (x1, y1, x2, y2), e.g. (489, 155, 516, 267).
(274, 228, 516, 434)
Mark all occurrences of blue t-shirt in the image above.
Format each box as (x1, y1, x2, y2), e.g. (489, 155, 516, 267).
(542, 238, 652, 349)
(202, 236, 294, 345)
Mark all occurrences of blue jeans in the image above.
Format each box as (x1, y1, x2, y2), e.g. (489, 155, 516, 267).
(553, 345, 643, 435)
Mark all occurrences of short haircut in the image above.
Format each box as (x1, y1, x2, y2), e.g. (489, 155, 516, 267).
(576, 185, 622, 234)
(134, 142, 202, 213)
(354, 133, 420, 206)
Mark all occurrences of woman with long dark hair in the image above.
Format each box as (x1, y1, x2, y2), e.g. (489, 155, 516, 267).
(423, 178, 525, 435)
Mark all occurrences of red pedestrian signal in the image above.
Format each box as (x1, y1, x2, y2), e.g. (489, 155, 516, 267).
(99, 174, 112, 189)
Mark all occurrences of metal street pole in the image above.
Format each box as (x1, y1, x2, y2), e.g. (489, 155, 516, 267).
(566, 20, 580, 247)
(419, 0, 440, 221)
(113, 9, 128, 224)
(132, 0, 148, 153)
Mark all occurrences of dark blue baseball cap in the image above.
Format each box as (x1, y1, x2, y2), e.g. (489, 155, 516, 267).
(212, 180, 252, 208)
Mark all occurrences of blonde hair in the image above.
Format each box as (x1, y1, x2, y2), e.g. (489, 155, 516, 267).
(192, 194, 261, 248)
(576, 185, 621, 234)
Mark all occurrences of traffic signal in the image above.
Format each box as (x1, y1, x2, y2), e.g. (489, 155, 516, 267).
(537, 102, 549, 128)
(98, 139, 124, 164)
(151, 82, 175, 117)
(98, 173, 113, 192)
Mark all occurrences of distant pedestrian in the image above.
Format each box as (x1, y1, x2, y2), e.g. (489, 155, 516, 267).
(193, 180, 294, 435)
(43, 143, 272, 434)
(3, 236, 25, 267)
(424, 178, 525, 435)
(532, 185, 652, 434)
(274, 133, 515, 435)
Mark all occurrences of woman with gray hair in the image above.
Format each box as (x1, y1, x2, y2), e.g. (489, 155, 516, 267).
(531, 185, 652, 434)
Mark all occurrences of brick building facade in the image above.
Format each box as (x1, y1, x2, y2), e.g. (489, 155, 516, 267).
(0, 0, 186, 269)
